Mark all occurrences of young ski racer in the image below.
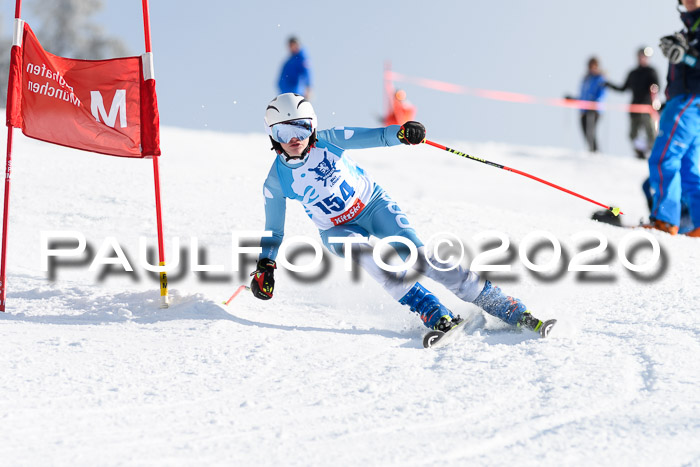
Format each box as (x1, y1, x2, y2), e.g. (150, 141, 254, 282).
(250, 93, 556, 341)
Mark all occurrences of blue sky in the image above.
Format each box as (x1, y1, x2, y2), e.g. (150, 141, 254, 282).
(2, 1, 684, 155)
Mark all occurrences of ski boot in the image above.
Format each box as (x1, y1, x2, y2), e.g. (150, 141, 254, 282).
(473, 281, 556, 337)
(422, 315, 467, 349)
(433, 315, 464, 332)
(399, 282, 454, 329)
(473, 280, 527, 326)
(641, 219, 679, 235)
(518, 311, 557, 338)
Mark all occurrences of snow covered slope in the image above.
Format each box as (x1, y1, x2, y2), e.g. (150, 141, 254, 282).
(0, 127, 698, 466)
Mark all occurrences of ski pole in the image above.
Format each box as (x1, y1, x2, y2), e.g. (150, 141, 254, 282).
(424, 139, 623, 216)
(223, 285, 250, 306)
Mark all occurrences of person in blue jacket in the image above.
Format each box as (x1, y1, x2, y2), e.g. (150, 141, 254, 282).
(249, 93, 556, 338)
(645, 0, 700, 237)
(277, 37, 312, 98)
(579, 56, 607, 152)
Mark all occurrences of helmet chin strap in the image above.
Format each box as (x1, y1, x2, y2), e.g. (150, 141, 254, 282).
(269, 131, 317, 163)
(282, 142, 311, 162)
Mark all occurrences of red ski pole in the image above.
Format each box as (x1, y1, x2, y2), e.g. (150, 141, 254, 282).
(223, 285, 251, 306)
(424, 139, 623, 216)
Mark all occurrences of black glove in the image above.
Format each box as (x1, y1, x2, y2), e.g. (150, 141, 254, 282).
(660, 33, 690, 65)
(398, 121, 426, 145)
(250, 258, 276, 300)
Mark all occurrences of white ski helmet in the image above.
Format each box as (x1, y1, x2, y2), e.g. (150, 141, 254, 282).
(265, 93, 317, 129)
(265, 93, 318, 164)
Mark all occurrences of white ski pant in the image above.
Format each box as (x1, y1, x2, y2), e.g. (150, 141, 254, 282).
(330, 238, 483, 304)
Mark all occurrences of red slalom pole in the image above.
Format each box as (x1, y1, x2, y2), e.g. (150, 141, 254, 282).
(142, 0, 168, 308)
(0, 129, 14, 312)
(1, 0, 23, 311)
(424, 139, 623, 216)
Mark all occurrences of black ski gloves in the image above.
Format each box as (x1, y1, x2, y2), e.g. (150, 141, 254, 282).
(250, 258, 276, 300)
(398, 121, 426, 145)
(660, 33, 693, 65)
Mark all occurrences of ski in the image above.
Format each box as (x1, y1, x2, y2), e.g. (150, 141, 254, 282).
(423, 318, 469, 349)
(423, 315, 557, 348)
(422, 313, 486, 349)
(538, 319, 557, 338)
(520, 312, 558, 338)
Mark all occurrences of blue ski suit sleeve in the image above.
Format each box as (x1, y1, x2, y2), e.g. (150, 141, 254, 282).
(260, 164, 286, 261)
(316, 126, 403, 149)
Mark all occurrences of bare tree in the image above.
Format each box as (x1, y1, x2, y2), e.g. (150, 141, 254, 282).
(0, 0, 129, 106)
(29, 0, 128, 59)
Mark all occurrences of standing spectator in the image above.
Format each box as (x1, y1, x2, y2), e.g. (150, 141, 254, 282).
(579, 57, 607, 153)
(646, 0, 700, 236)
(383, 89, 416, 126)
(277, 36, 312, 98)
(606, 48, 660, 159)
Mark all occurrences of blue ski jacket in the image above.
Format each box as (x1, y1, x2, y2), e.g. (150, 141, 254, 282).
(278, 48, 312, 95)
(579, 73, 607, 113)
(259, 126, 402, 260)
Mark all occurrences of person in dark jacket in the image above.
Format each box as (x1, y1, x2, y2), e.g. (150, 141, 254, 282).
(277, 37, 312, 98)
(606, 48, 660, 159)
(579, 57, 607, 153)
(645, 0, 700, 236)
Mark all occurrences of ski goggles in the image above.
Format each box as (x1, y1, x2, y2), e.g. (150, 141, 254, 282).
(270, 119, 314, 143)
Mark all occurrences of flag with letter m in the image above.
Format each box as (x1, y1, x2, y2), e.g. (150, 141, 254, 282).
(6, 21, 160, 158)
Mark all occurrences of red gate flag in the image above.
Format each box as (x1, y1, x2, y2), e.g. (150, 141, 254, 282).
(1, 1, 169, 313)
(6, 21, 160, 158)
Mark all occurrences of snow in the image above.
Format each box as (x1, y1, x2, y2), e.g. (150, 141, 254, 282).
(1, 126, 699, 466)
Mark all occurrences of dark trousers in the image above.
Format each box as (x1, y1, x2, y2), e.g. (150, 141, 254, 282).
(580, 110, 600, 152)
(629, 112, 656, 158)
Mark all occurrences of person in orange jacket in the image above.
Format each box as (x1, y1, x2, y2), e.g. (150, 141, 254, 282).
(383, 89, 416, 126)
